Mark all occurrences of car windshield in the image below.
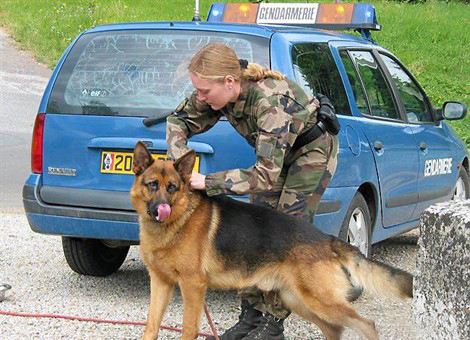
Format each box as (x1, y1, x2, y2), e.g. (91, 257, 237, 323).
(47, 30, 269, 116)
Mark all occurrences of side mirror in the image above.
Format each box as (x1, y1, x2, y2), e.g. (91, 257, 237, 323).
(440, 101, 467, 121)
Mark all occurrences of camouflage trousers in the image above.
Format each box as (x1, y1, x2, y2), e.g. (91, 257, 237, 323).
(240, 132, 339, 318)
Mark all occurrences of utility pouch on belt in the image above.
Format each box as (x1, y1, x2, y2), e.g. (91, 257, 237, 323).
(316, 93, 341, 136)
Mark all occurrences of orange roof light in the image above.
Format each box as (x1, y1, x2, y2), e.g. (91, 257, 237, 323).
(223, 3, 259, 24)
(317, 4, 354, 24)
(239, 4, 250, 13)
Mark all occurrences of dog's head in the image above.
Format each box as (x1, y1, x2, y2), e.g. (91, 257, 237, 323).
(130, 141, 195, 224)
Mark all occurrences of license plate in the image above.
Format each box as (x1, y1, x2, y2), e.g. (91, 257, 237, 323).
(100, 151, 200, 174)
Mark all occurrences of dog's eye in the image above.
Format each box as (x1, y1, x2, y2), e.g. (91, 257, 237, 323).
(167, 183, 178, 193)
(147, 180, 158, 191)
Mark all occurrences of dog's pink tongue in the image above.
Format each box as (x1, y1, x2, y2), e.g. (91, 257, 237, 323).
(157, 204, 171, 222)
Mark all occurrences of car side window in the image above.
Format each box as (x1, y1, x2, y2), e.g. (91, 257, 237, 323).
(379, 53, 433, 123)
(348, 50, 400, 121)
(339, 50, 369, 116)
(292, 43, 351, 116)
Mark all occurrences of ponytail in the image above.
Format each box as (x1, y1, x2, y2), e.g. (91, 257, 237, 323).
(241, 62, 285, 82)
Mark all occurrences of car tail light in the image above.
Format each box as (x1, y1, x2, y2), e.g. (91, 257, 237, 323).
(31, 114, 45, 174)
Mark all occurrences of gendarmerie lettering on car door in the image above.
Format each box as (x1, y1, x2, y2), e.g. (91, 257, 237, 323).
(424, 158, 453, 177)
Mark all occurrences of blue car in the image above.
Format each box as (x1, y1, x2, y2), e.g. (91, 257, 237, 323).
(23, 3, 468, 276)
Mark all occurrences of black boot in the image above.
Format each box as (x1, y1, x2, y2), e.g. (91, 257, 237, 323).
(206, 299, 262, 340)
(242, 313, 287, 340)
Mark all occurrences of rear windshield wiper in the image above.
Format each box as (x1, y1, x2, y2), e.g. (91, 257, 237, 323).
(143, 111, 174, 127)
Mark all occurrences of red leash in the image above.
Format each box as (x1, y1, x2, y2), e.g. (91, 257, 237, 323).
(204, 303, 221, 340)
(0, 304, 220, 339)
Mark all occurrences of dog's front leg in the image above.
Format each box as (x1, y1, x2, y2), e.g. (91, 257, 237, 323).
(142, 270, 175, 340)
(179, 277, 207, 340)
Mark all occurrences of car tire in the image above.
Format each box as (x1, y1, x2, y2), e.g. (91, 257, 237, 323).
(452, 167, 469, 200)
(62, 237, 130, 276)
(339, 192, 372, 258)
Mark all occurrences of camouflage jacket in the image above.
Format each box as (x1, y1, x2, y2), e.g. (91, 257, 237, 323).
(166, 77, 320, 196)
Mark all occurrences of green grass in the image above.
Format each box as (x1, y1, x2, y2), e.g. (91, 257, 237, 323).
(0, 0, 468, 145)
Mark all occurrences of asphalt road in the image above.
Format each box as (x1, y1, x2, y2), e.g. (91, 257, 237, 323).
(0, 28, 51, 212)
(0, 28, 419, 339)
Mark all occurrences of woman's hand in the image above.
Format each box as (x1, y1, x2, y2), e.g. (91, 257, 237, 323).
(190, 172, 206, 190)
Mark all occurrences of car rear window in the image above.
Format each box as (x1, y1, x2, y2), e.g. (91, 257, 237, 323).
(47, 30, 269, 116)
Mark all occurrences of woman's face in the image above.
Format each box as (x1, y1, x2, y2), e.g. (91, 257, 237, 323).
(190, 72, 235, 110)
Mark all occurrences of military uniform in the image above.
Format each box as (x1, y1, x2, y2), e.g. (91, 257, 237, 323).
(167, 77, 339, 318)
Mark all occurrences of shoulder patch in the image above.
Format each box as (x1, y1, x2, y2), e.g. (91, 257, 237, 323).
(176, 98, 189, 113)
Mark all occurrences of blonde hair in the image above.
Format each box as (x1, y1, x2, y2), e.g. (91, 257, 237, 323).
(188, 43, 285, 83)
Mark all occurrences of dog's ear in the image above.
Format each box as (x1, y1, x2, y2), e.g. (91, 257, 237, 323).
(133, 141, 154, 175)
(173, 150, 196, 179)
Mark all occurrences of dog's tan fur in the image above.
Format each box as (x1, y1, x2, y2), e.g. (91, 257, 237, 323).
(130, 142, 413, 340)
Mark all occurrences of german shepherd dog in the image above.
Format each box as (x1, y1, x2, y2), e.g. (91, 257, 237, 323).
(130, 141, 413, 340)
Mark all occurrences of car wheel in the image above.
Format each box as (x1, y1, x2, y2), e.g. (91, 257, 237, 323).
(62, 237, 129, 276)
(452, 167, 469, 200)
(339, 192, 372, 258)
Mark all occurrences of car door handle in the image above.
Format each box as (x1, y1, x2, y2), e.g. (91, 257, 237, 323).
(374, 141, 383, 151)
(419, 142, 428, 150)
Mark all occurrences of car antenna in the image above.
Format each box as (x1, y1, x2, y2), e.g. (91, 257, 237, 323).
(193, 0, 201, 21)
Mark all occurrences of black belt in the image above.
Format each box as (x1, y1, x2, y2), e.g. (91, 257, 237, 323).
(291, 121, 326, 152)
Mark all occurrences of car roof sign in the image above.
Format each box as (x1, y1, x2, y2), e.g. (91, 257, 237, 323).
(207, 2, 381, 39)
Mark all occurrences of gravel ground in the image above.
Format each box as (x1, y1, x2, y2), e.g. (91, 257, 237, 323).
(0, 212, 419, 339)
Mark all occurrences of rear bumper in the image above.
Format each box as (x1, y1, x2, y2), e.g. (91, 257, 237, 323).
(25, 212, 139, 241)
(23, 174, 346, 241)
(22, 175, 139, 241)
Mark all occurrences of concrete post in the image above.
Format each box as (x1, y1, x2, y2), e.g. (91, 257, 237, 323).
(414, 199, 470, 339)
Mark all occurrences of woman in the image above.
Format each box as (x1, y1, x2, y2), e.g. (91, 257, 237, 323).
(166, 43, 339, 340)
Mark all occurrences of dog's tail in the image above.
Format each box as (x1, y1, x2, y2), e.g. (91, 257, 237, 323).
(333, 240, 413, 300)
